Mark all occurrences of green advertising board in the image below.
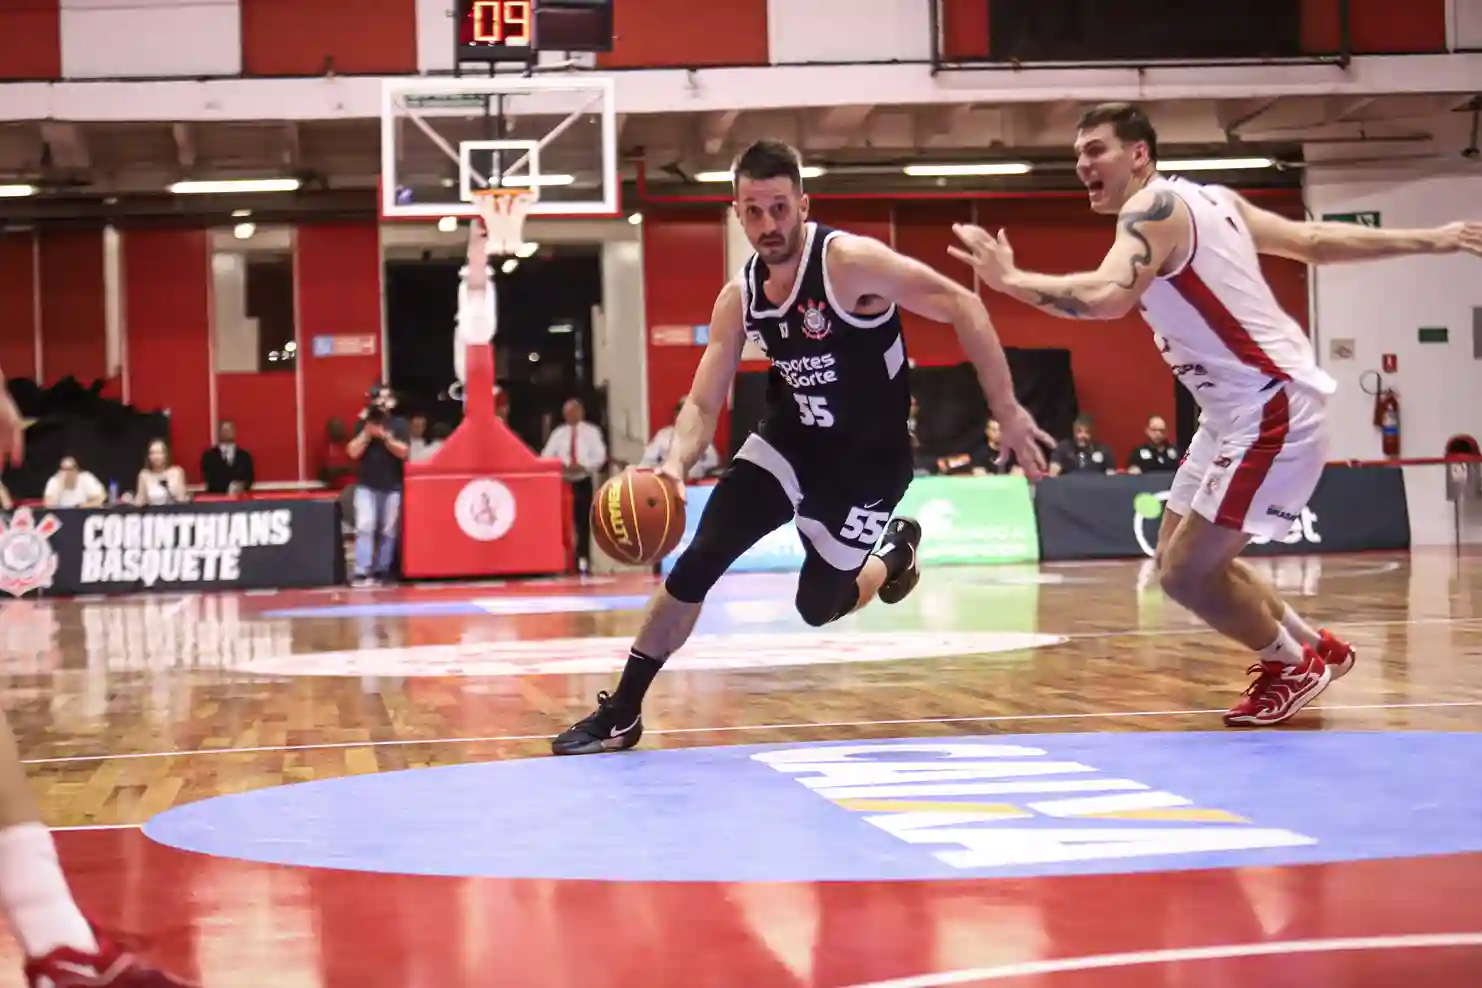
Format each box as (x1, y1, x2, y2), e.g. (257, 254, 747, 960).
(894, 474, 1040, 565)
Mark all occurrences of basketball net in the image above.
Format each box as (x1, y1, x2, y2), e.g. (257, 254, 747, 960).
(472, 187, 538, 256)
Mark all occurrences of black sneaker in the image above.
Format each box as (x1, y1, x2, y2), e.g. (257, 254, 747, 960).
(875, 517, 922, 605)
(551, 691, 644, 756)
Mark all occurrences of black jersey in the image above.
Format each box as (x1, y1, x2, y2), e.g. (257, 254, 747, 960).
(739, 222, 913, 463)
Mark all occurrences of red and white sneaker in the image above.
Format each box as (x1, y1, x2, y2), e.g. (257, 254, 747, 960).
(1223, 646, 1333, 727)
(24, 932, 197, 988)
(1317, 629, 1356, 680)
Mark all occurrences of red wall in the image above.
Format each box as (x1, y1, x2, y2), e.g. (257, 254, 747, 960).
(0, 0, 60, 80)
(598, 0, 768, 69)
(240, 0, 417, 75)
(37, 231, 108, 389)
(640, 191, 1309, 462)
(3, 221, 388, 487)
(296, 223, 386, 480)
(123, 230, 213, 482)
(0, 234, 37, 383)
(642, 209, 734, 453)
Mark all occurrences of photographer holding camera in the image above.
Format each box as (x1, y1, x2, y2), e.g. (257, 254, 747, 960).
(346, 383, 411, 587)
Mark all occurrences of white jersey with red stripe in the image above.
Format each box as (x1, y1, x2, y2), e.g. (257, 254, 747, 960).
(1139, 175, 1335, 420)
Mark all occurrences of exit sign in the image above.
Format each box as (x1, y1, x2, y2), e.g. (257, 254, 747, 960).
(1322, 211, 1381, 227)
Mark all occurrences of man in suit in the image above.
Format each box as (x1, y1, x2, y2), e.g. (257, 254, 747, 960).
(201, 421, 255, 495)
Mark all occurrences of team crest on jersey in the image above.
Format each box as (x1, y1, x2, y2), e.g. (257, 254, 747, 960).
(796, 299, 833, 340)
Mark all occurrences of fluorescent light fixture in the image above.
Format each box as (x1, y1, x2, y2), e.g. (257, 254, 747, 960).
(0, 185, 36, 198)
(499, 173, 575, 188)
(1161, 157, 1275, 171)
(437, 216, 459, 233)
(232, 222, 256, 240)
(694, 166, 826, 183)
(515, 242, 538, 259)
(501, 258, 518, 274)
(231, 209, 252, 218)
(170, 178, 301, 195)
(548, 322, 574, 335)
(903, 163, 1033, 177)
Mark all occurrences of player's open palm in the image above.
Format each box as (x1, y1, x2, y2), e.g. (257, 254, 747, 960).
(998, 404, 1055, 479)
(948, 223, 1016, 292)
(1450, 221, 1482, 257)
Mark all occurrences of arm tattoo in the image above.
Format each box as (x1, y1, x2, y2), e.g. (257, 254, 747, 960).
(1114, 190, 1177, 289)
(1032, 290, 1092, 317)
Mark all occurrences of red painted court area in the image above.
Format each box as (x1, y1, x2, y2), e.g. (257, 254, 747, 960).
(6, 552, 1482, 986)
(22, 831, 1482, 987)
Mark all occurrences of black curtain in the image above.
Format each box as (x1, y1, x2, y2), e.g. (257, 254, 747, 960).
(987, 0, 1303, 62)
(2, 377, 171, 501)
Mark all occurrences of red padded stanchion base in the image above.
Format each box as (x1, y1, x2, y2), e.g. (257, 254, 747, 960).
(402, 342, 574, 578)
(402, 471, 571, 577)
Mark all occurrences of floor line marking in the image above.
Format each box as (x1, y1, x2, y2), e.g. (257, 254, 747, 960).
(843, 932, 1482, 987)
(21, 699, 1482, 765)
(51, 824, 143, 832)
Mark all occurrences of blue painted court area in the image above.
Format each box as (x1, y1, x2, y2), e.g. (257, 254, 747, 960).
(142, 732, 1482, 883)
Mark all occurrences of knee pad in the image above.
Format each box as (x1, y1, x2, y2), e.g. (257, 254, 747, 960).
(795, 575, 858, 628)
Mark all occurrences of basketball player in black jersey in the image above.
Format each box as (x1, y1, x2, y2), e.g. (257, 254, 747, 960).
(552, 139, 1054, 755)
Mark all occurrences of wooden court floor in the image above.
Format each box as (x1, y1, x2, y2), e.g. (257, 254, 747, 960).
(0, 549, 1479, 986)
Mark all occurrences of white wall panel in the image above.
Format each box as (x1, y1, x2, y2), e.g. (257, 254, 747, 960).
(61, 0, 241, 79)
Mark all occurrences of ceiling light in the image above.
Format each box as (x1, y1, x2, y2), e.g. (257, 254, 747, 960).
(515, 242, 538, 258)
(694, 166, 826, 183)
(231, 209, 252, 218)
(170, 178, 301, 195)
(437, 216, 458, 233)
(627, 213, 643, 225)
(903, 163, 1034, 177)
(0, 185, 37, 198)
(232, 222, 256, 240)
(499, 174, 575, 188)
(501, 258, 518, 274)
(1160, 157, 1275, 171)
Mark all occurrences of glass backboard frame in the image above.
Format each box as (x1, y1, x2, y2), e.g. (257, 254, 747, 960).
(379, 74, 618, 221)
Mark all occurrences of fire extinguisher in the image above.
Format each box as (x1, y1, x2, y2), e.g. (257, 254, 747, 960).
(1374, 387, 1400, 458)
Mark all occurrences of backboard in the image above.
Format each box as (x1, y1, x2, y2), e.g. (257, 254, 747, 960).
(380, 75, 618, 221)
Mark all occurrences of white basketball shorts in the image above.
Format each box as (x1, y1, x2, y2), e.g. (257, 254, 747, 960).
(1167, 383, 1331, 541)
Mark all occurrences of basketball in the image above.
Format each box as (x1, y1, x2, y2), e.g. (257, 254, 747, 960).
(591, 470, 686, 566)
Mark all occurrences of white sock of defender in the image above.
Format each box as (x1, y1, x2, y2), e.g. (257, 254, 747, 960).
(1257, 625, 1305, 667)
(0, 823, 98, 957)
(1279, 604, 1322, 648)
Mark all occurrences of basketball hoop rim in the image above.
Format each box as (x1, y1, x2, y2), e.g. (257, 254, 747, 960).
(471, 187, 538, 256)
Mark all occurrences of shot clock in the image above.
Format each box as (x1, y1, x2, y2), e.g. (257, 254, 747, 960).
(456, 0, 614, 62)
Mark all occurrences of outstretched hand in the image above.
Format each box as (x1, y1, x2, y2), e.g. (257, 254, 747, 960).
(997, 404, 1056, 479)
(948, 223, 1018, 292)
(1445, 221, 1482, 257)
(0, 389, 21, 466)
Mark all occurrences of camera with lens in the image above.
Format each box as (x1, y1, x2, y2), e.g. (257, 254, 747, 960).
(364, 383, 394, 425)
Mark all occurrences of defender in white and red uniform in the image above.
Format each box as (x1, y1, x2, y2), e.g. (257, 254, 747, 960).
(1138, 173, 1337, 542)
(951, 102, 1482, 728)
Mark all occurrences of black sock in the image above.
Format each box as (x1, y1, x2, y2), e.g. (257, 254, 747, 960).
(611, 648, 663, 711)
(872, 537, 912, 582)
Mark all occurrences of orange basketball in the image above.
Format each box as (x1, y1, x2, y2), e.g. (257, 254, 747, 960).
(591, 470, 686, 566)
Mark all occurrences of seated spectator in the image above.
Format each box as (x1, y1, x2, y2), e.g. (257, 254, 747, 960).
(1049, 415, 1116, 476)
(640, 400, 719, 480)
(937, 418, 1023, 477)
(908, 396, 934, 475)
(44, 457, 107, 508)
(409, 416, 448, 463)
(200, 420, 255, 495)
(1125, 415, 1180, 474)
(136, 439, 189, 505)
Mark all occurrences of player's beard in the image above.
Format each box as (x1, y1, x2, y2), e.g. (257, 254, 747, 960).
(758, 223, 803, 265)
